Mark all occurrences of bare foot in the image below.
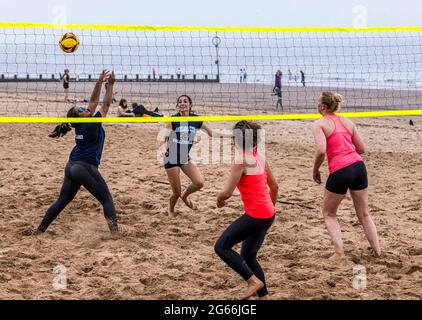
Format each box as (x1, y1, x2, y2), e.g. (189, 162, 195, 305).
(167, 204, 178, 217)
(168, 208, 179, 217)
(110, 232, 121, 240)
(168, 196, 179, 216)
(241, 276, 264, 300)
(328, 252, 346, 261)
(373, 249, 382, 258)
(22, 228, 43, 236)
(181, 196, 197, 210)
(112, 225, 134, 239)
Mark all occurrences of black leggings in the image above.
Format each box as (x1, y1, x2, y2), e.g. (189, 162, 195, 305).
(38, 161, 118, 234)
(214, 214, 275, 297)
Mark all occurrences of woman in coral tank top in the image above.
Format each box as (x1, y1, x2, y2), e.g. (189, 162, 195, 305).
(215, 121, 278, 300)
(312, 92, 381, 260)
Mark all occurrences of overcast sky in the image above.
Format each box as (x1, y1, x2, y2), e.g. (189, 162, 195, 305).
(0, 0, 421, 27)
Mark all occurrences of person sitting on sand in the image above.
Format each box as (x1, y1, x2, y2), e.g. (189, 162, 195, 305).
(131, 102, 163, 117)
(117, 99, 135, 117)
(215, 121, 278, 300)
(312, 91, 381, 259)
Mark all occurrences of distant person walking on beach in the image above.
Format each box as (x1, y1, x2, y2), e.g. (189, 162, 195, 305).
(312, 92, 381, 259)
(300, 70, 306, 87)
(152, 68, 156, 79)
(243, 69, 247, 83)
(272, 86, 282, 111)
(176, 68, 182, 80)
(273, 70, 282, 92)
(288, 69, 292, 81)
(272, 70, 283, 110)
(63, 69, 70, 102)
(240, 69, 243, 83)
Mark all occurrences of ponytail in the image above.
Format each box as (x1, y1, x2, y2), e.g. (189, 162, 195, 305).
(320, 91, 343, 112)
(49, 123, 72, 138)
(48, 106, 79, 138)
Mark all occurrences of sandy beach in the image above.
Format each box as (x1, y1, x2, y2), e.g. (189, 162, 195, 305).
(0, 110, 421, 299)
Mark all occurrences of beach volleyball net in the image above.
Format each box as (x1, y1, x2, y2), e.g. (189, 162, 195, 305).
(0, 23, 422, 122)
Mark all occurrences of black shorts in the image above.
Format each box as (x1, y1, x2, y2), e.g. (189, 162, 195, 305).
(163, 151, 190, 169)
(63, 84, 69, 90)
(326, 161, 368, 195)
(164, 161, 188, 169)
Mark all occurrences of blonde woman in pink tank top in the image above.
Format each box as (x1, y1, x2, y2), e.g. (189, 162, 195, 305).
(312, 92, 381, 260)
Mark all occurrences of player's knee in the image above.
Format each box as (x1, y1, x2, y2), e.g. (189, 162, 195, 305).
(194, 180, 204, 190)
(323, 209, 337, 218)
(214, 237, 227, 258)
(357, 209, 370, 220)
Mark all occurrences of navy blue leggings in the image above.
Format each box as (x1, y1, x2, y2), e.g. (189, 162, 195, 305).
(214, 214, 274, 297)
(38, 161, 118, 234)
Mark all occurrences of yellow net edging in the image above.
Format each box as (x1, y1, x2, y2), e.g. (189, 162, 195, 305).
(0, 110, 421, 123)
(1, 22, 422, 33)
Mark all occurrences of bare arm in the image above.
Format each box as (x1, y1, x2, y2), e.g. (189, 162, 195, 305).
(98, 71, 115, 117)
(88, 70, 109, 114)
(201, 123, 232, 138)
(217, 163, 245, 208)
(352, 124, 366, 154)
(157, 122, 172, 146)
(201, 123, 213, 137)
(266, 162, 279, 205)
(312, 122, 326, 184)
(157, 122, 172, 158)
